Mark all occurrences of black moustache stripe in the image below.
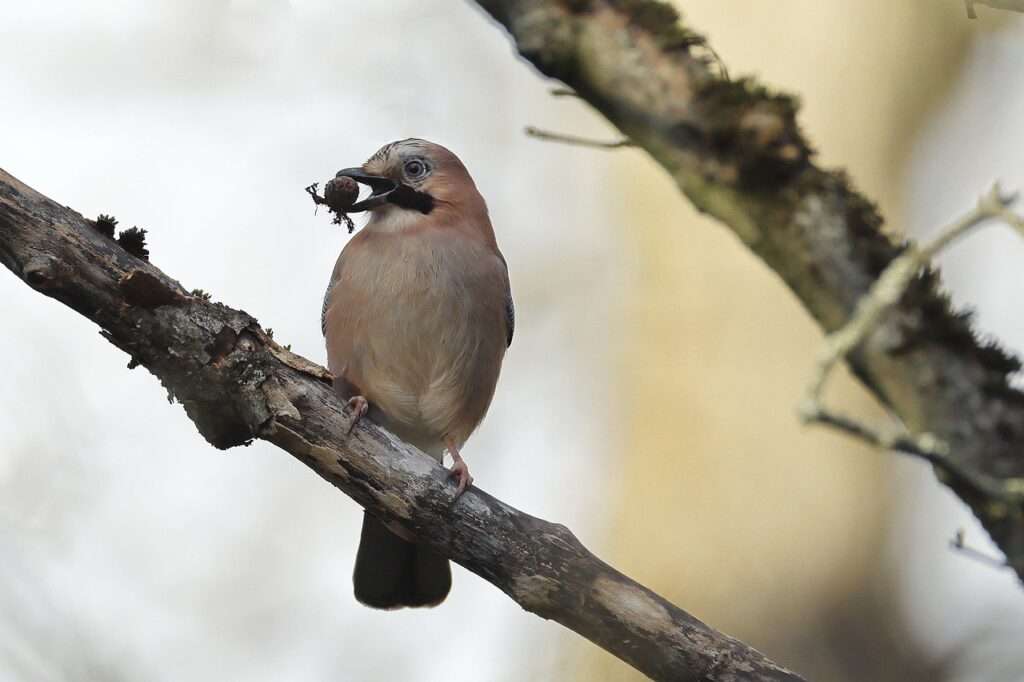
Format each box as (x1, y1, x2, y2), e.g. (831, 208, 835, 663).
(389, 185, 434, 214)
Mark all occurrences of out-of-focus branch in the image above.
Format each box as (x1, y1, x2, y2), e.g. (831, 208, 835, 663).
(965, 0, 1024, 18)
(471, 0, 1024, 579)
(0, 170, 804, 682)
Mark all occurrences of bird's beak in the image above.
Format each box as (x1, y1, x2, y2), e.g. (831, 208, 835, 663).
(334, 168, 398, 212)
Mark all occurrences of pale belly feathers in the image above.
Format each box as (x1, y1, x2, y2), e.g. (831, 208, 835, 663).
(323, 229, 507, 457)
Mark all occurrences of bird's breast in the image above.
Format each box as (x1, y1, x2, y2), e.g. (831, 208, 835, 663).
(324, 229, 506, 449)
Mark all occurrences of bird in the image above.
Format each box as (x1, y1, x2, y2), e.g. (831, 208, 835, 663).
(321, 138, 513, 609)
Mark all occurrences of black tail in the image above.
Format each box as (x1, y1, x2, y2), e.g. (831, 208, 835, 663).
(353, 512, 451, 609)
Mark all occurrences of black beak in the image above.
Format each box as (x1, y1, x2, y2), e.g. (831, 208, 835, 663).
(334, 168, 398, 212)
(334, 167, 435, 215)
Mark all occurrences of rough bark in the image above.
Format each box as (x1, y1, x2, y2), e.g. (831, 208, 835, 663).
(470, 0, 1024, 578)
(0, 170, 803, 681)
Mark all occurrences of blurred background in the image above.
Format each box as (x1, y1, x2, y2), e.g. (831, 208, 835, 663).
(1, 1, 1023, 680)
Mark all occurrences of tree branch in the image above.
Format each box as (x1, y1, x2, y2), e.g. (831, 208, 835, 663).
(0, 170, 803, 681)
(470, 0, 1024, 578)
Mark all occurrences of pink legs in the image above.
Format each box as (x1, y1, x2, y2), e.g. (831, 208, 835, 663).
(346, 395, 369, 434)
(445, 436, 474, 496)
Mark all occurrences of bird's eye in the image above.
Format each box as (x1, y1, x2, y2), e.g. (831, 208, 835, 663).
(404, 159, 427, 179)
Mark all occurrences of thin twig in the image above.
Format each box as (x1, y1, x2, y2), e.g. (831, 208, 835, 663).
(804, 403, 1024, 502)
(951, 529, 1010, 569)
(549, 87, 580, 98)
(524, 126, 635, 150)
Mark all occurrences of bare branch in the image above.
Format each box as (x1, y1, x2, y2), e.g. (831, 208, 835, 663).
(471, 0, 1024, 580)
(0, 170, 804, 682)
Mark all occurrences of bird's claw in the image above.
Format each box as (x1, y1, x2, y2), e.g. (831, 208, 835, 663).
(448, 459, 473, 497)
(346, 395, 369, 434)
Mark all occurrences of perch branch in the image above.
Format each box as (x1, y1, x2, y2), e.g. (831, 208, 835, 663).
(0, 169, 803, 682)
(471, 0, 1024, 579)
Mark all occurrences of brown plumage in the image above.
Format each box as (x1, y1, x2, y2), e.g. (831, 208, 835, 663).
(322, 139, 512, 608)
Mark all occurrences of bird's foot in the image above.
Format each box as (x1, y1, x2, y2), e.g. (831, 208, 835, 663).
(448, 459, 473, 496)
(445, 439, 474, 496)
(346, 395, 369, 434)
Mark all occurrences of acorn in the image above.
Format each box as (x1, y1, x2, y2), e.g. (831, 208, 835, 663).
(324, 175, 360, 213)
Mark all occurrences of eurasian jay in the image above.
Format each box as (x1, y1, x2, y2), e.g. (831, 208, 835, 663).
(321, 139, 513, 609)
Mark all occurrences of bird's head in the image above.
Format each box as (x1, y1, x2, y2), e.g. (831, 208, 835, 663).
(335, 139, 485, 227)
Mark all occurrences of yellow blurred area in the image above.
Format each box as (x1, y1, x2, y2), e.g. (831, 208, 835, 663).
(571, 2, 992, 679)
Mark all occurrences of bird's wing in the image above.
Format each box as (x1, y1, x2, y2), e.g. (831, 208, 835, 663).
(505, 291, 515, 348)
(321, 277, 335, 337)
(322, 251, 348, 337)
(498, 253, 514, 348)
